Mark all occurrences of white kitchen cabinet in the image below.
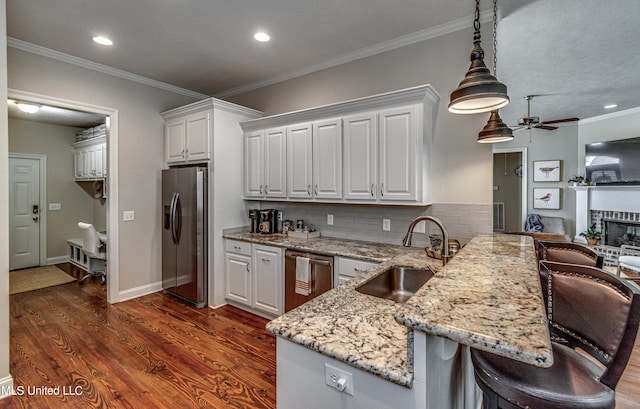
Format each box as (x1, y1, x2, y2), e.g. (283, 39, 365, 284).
(240, 84, 438, 205)
(224, 240, 252, 306)
(244, 128, 287, 198)
(224, 240, 284, 317)
(165, 110, 210, 164)
(344, 113, 377, 200)
(313, 118, 342, 200)
(72, 136, 107, 181)
(253, 244, 284, 316)
(287, 123, 313, 199)
(334, 256, 379, 286)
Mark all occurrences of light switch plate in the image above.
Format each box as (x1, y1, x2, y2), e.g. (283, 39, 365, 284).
(48, 203, 62, 211)
(327, 214, 334, 225)
(383, 219, 391, 231)
(414, 221, 426, 234)
(123, 210, 135, 221)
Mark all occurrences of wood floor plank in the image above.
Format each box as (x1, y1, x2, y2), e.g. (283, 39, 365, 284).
(3, 263, 639, 408)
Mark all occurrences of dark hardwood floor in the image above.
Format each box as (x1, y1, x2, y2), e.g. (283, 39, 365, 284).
(2, 263, 639, 408)
(3, 264, 276, 408)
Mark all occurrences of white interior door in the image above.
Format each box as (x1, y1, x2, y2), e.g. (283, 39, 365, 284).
(9, 156, 42, 270)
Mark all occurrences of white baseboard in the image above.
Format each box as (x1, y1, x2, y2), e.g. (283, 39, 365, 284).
(0, 376, 14, 400)
(47, 255, 68, 265)
(117, 281, 163, 302)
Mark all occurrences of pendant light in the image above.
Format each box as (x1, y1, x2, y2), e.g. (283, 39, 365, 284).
(448, 0, 509, 114)
(477, 0, 513, 143)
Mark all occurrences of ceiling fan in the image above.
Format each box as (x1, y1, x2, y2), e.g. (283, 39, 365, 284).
(513, 95, 579, 131)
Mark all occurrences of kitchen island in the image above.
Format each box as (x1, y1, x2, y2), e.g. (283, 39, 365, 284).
(266, 234, 552, 409)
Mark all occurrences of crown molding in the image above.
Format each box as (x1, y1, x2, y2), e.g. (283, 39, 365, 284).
(215, 10, 491, 98)
(8, 37, 209, 100)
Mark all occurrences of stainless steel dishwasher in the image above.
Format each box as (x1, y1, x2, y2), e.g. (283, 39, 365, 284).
(284, 250, 333, 312)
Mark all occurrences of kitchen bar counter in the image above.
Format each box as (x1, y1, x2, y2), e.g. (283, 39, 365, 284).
(225, 232, 552, 389)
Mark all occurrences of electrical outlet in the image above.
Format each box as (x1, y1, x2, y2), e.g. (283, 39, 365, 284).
(327, 214, 334, 225)
(48, 203, 62, 211)
(325, 363, 354, 395)
(123, 210, 135, 221)
(383, 219, 391, 231)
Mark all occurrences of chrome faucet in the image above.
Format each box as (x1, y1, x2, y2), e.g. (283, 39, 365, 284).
(402, 216, 450, 266)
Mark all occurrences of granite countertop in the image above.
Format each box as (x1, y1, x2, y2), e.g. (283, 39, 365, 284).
(224, 231, 552, 388)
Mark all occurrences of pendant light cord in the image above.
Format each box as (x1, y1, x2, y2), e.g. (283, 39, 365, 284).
(493, 0, 498, 76)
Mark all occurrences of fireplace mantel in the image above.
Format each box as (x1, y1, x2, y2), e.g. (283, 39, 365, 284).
(571, 185, 640, 243)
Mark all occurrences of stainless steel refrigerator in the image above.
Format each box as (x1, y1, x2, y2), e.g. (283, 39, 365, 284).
(162, 166, 207, 308)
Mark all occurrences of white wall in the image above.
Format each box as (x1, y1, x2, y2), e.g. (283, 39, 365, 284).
(7, 47, 199, 293)
(228, 27, 494, 206)
(1, 0, 12, 397)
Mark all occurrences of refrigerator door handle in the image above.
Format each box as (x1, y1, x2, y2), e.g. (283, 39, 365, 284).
(169, 192, 179, 244)
(173, 193, 182, 244)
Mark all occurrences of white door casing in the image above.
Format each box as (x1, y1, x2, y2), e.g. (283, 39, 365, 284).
(8, 155, 45, 270)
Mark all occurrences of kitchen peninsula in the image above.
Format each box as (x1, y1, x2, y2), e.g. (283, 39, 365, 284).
(265, 233, 552, 409)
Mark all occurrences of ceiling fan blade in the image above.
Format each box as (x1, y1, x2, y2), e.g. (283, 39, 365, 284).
(535, 124, 558, 131)
(541, 117, 579, 125)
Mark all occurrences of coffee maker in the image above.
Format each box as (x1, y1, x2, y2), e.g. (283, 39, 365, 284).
(248, 209, 260, 233)
(259, 209, 279, 234)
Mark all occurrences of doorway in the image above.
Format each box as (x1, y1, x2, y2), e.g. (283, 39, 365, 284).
(493, 148, 527, 232)
(8, 154, 46, 269)
(7, 89, 120, 303)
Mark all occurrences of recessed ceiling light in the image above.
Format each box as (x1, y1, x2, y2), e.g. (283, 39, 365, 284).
(93, 36, 113, 46)
(604, 104, 617, 109)
(253, 32, 270, 42)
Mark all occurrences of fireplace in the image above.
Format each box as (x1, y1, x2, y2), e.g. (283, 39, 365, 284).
(604, 219, 640, 247)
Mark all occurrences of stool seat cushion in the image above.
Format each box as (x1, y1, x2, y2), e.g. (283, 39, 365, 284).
(471, 343, 614, 409)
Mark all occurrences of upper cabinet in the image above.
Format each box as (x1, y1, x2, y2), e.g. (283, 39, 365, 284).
(72, 136, 107, 181)
(162, 98, 262, 167)
(240, 84, 440, 205)
(165, 110, 210, 164)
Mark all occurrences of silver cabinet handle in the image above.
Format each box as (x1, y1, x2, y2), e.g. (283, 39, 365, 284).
(380, 182, 384, 197)
(265, 185, 269, 194)
(314, 184, 319, 196)
(259, 184, 263, 195)
(261, 258, 271, 263)
(307, 184, 311, 196)
(246, 264, 250, 273)
(370, 183, 375, 197)
(233, 245, 241, 250)
(354, 268, 366, 273)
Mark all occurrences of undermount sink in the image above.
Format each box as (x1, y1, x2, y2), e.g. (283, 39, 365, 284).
(355, 266, 434, 303)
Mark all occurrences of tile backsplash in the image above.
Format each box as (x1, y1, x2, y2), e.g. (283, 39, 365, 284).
(250, 201, 492, 248)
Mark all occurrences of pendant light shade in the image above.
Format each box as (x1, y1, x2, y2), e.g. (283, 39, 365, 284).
(448, 0, 509, 114)
(478, 110, 513, 143)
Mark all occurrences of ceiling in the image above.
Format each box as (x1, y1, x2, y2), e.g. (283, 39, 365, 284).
(6, 0, 640, 129)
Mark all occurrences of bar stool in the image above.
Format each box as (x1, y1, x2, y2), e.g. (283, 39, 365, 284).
(470, 261, 640, 409)
(537, 240, 603, 268)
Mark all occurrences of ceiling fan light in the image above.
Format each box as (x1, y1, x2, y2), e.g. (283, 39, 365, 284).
(478, 110, 514, 143)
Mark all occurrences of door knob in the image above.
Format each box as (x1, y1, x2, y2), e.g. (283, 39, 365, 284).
(33, 216, 39, 222)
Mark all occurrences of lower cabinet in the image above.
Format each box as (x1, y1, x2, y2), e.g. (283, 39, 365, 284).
(334, 256, 379, 286)
(225, 240, 283, 317)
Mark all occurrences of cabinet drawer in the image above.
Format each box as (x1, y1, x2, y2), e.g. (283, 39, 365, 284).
(336, 257, 379, 278)
(225, 239, 252, 256)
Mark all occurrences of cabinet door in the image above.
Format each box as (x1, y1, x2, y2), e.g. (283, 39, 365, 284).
(166, 118, 186, 163)
(379, 106, 417, 202)
(343, 113, 377, 200)
(185, 111, 210, 161)
(74, 151, 85, 179)
(245, 131, 264, 197)
(225, 252, 252, 306)
(94, 143, 105, 178)
(313, 119, 342, 200)
(287, 123, 313, 199)
(253, 245, 283, 316)
(334, 257, 379, 287)
(264, 128, 287, 198)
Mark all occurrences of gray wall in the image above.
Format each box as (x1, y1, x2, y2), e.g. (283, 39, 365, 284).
(493, 152, 522, 232)
(8, 119, 106, 259)
(7, 46, 199, 292)
(495, 125, 579, 238)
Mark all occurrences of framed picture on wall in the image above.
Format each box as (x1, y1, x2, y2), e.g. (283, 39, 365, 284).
(533, 160, 561, 182)
(533, 187, 561, 209)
